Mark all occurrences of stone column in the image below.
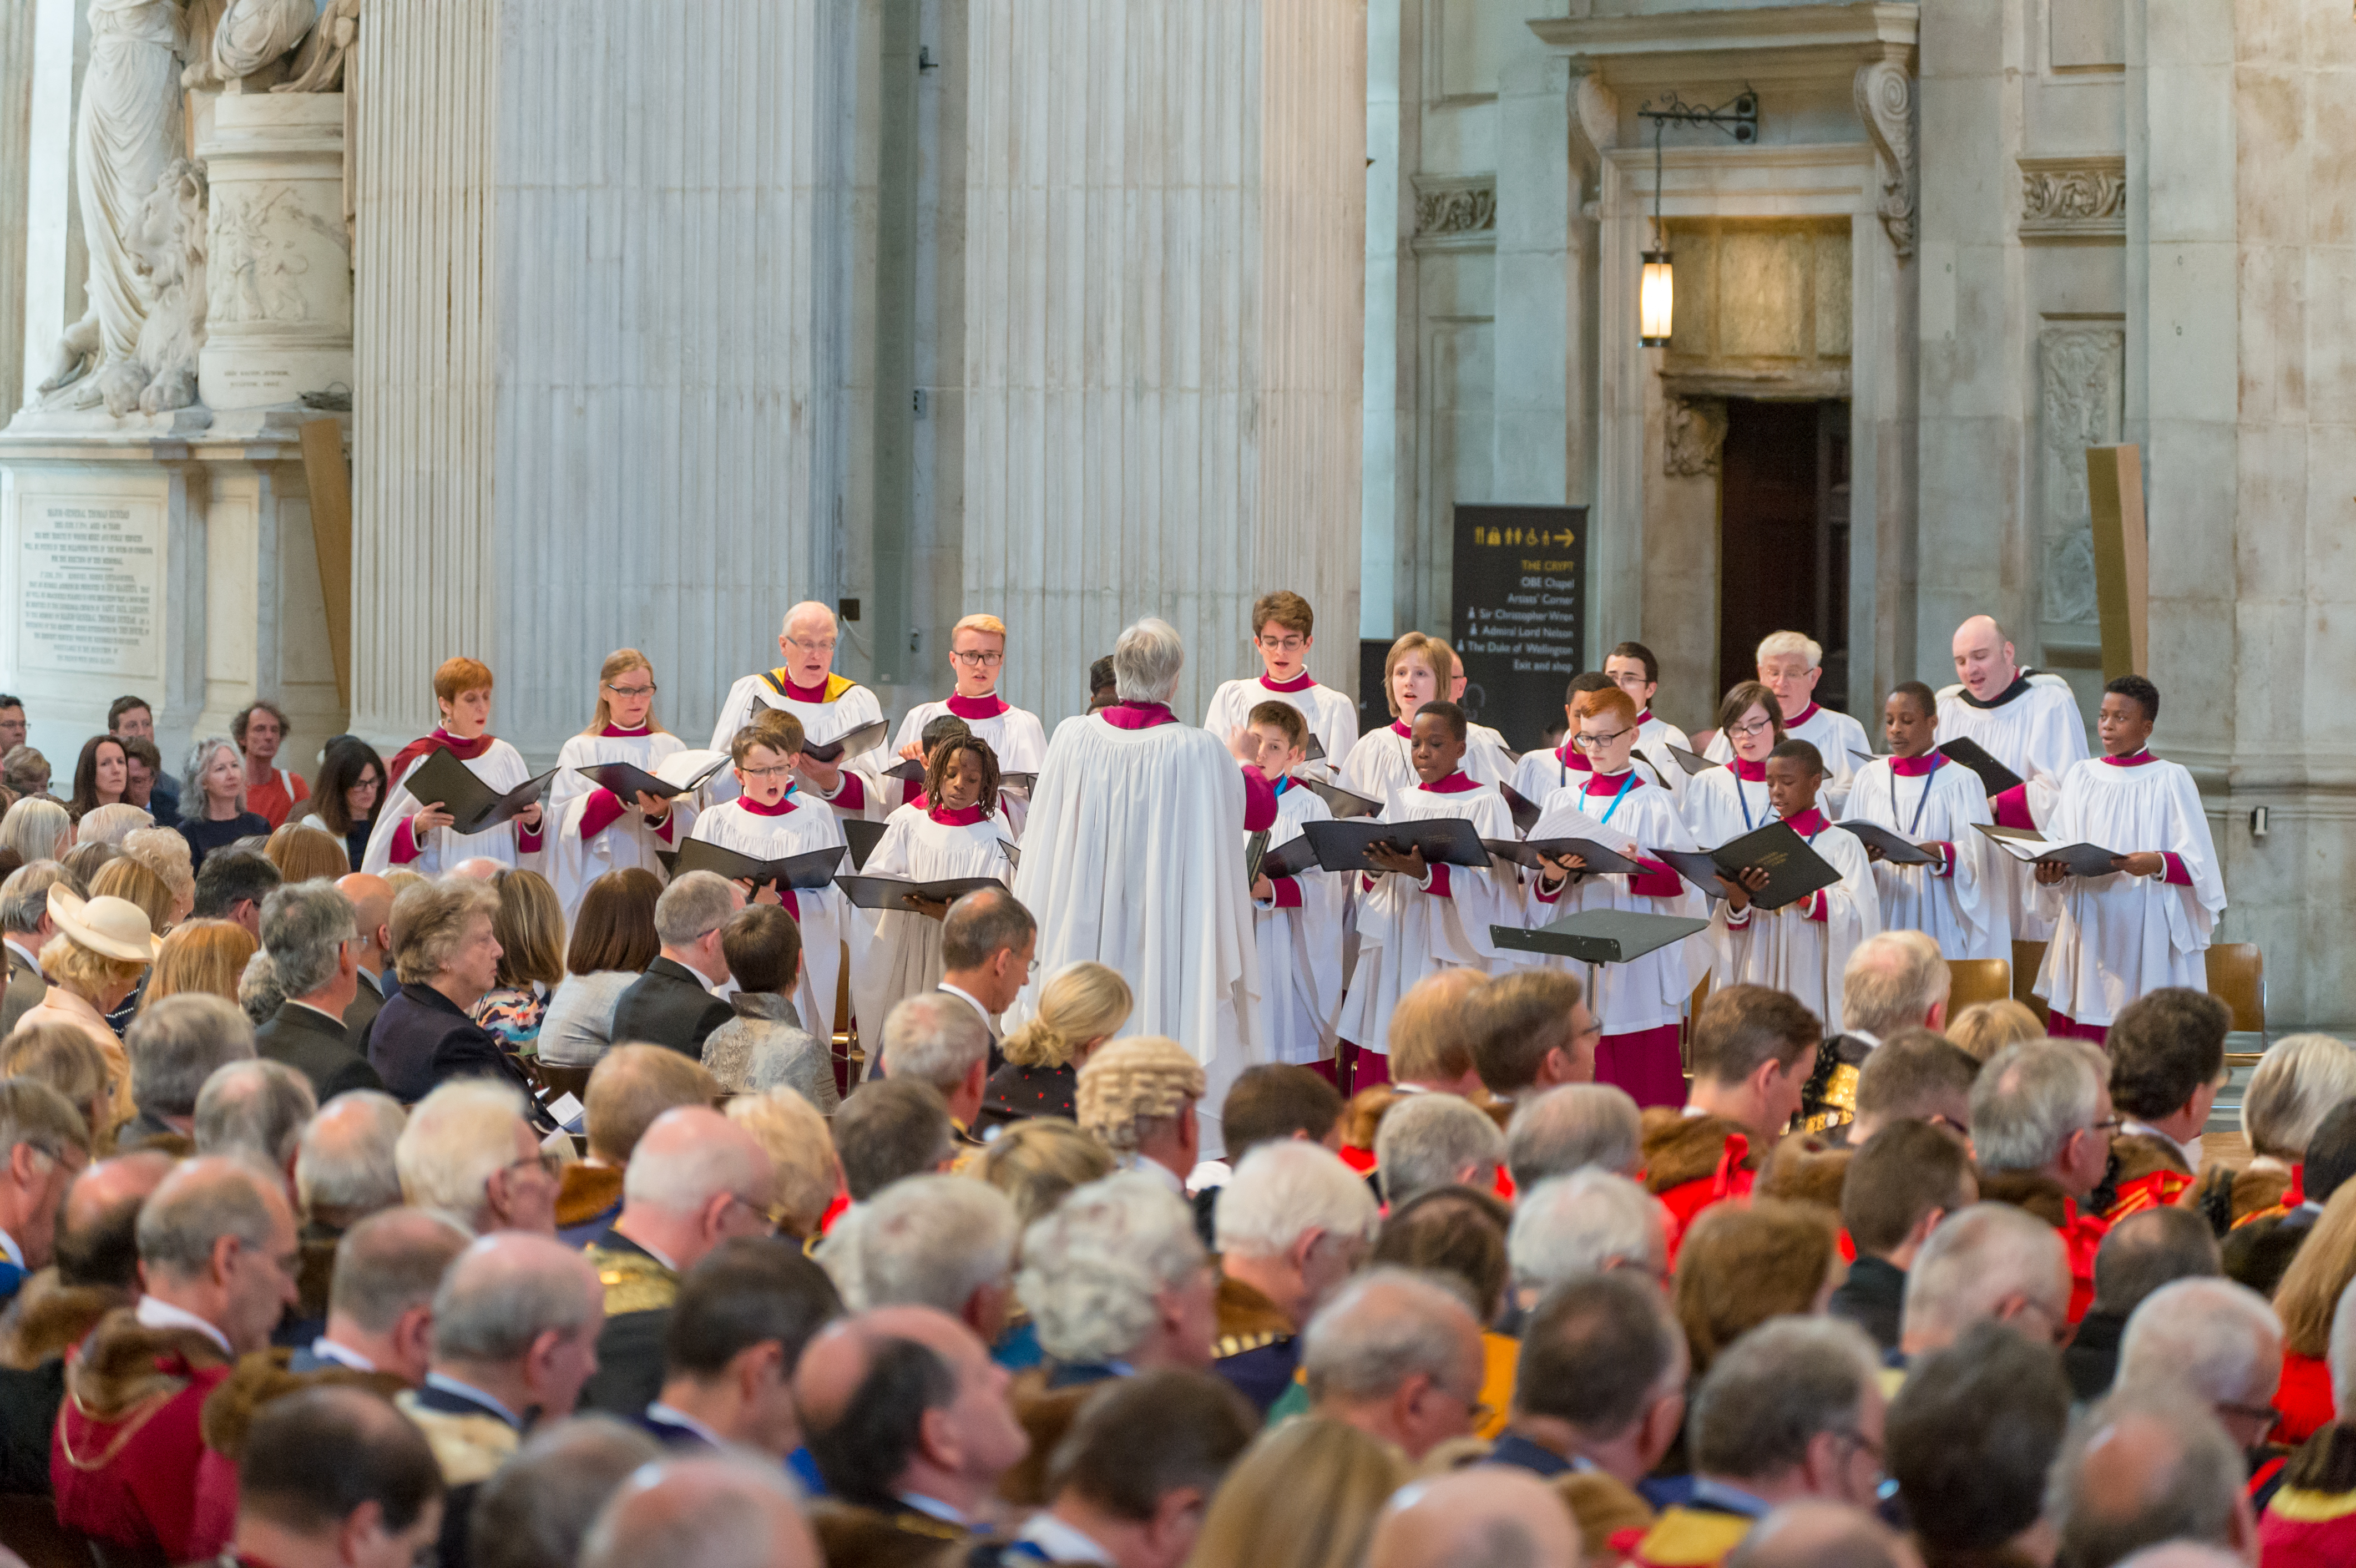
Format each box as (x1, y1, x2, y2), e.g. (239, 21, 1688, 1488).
(0, 3, 36, 416)
(349, 0, 865, 757)
(959, 0, 1367, 725)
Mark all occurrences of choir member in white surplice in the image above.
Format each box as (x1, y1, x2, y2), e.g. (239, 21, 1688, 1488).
(545, 649, 696, 922)
(1201, 590, 1359, 779)
(889, 612, 1049, 803)
(2031, 675, 2224, 1040)
(707, 600, 888, 822)
(1343, 633, 1506, 801)
(1843, 681, 2006, 960)
(1704, 630, 1872, 815)
(1511, 673, 1615, 807)
(1682, 682, 1788, 850)
(1522, 686, 1708, 1109)
(1937, 614, 2092, 942)
(1335, 702, 1522, 1091)
(1240, 701, 1346, 1071)
(848, 733, 1019, 1041)
(1713, 740, 1881, 1034)
(362, 657, 546, 876)
(1008, 618, 1281, 1149)
(1606, 640, 1696, 804)
(690, 717, 858, 1049)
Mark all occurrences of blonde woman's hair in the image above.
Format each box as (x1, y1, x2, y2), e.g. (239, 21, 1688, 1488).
(38, 933, 149, 1005)
(1002, 961, 1133, 1069)
(2279, 1180, 2356, 1357)
(75, 802, 153, 848)
(2243, 1033, 2356, 1161)
(1381, 633, 1453, 719)
(1946, 999, 2046, 1064)
(382, 868, 426, 897)
(3, 1021, 113, 1119)
(1186, 1418, 1404, 1568)
(120, 827, 195, 904)
(89, 856, 174, 938)
(264, 822, 350, 882)
(140, 919, 259, 1013)
(978, 1118, 1116, 1228)
(726, 1087, 842, 1240)
(583, 648, 668, 736)
(0, 798, 72, 864)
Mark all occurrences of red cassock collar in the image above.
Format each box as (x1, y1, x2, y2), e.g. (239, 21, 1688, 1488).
(928, 803, 988, 826)
(1583, 770, 1644, 796)
(1419, 771, 1480, 795)
(1101, 703, 1176, 730)
(599, 724, 652, 738)
(1783, 807, 1828, 836)
(1389, 720, 1413, 739)
(1786, 702, 1822, 726)
(1732, 757, 1767, 782)
(1889, 753, 1941, 777)
(1556, 742, 1594, 775)
(946, 692, 1010, 720)
(2102, 748, 2157, 767)
(739, 793, 798, 817)
(1260, 671, 1317, 693)
(387, 728, 492, 785)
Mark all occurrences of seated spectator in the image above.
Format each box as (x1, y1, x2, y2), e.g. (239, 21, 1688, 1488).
(580, 1105, 777, 1418)
(1076, 1035, 1206, 1197)
(724, 1087, 843, 1243)
(1673, 1199, 1843, 1378)
(703, 904, 834, 1107)
(1971, 1039, 2117, 1319)
(1340, 968, 1496, 1165)
(821, 1172, 1017, 1339)
(1005, 1370, 1256, 1567)
(122, 992, 255, 1146)
(294, 1207, 470, 1382)
(1367, 1185, 1516, 1434)
(1897, 1202, 2071, 1360)
(194, 1057, 316, 1186)
(175, 737, 270, 871)
(2233, 1032, 2356, 1224)
(1465, 969, 1592, 1102)
(2066, 1207, 2223, 1402)
(1944, 997, 2044, 1063)
(1189, 1064, 1347, 1241)
(609, 871, 739, 1060)
(250, 877, 385, 1100)
(1507, 1167, 1669, 1307)
(2226, 1099, 2356, 1298)
(580, 1451, 817, 1568)
(297, 737, 385, 873)
(1, 860, 76, 1035)
(2117, 1276, 2286, 1502)
(368, 873, 538, 1104)
(0, 1079, 88, 1308)
(469, 1414, 660, 1568)
(2267, 1181, 2356, 1445)
(2258, 1276, 2356, 1564)
(1489, 1272, 1685, 1555)
(934, 886, 1037, 1073)
(1885, 1319, 2072, 1568)
(879, 992, 993, 1144)
(1839, 1027, 1979, 1146)
(797, 1305, 1030, 1552)
(2, 1020, 114, 1153)
(336, 871, 395, 1039)
(556, 1045, 720, 1244)
(982, 960, 1131, 1130)
(395, 1080, 559, 1235)
(2105, 987, 2232, 1222)
(144, 918, 260, 1024)
(260, 822, 348, 883)
(1300, 1268, 1485, 1463)
(0, 794, 67, 861)
(291, 1089, 407, 1321)
(1373, 1092, 1504, 1211)
(225, 1386, 446, 1568)
(87, 854, 173, 949)
(979, 1116, 1115, 1234)
(643, 1237, 841, 1458)
(1184, 1417, 1403, 1568)
(59, 838, 118, 894)
(1806, 930, 1952, 1133)
(22, 885, 155, 1120)
(1211, 1141, 1379, 1414)
(1014, 1171, 1214, 1387)
(1621, 1318, 1888, 1567)
(191, 847, 282, 936)
(1720, 1501, 1914, 1568)
(2048, 1385, 2258, 1568)
(52, 1156, 299, 1562)
(397, 1233, 607, 1568)
(1828, 1121, 1976, 1352)
(118, 739, 172, 822)
(469, 867, 566, 1055)
(1364, 1466, 1580, 1568)
(1646, 986, 1821, 1243)
(1506, 1083, 1644, 1191)
(122, 826, 196, 926)
(828, 1081, 949, 1211)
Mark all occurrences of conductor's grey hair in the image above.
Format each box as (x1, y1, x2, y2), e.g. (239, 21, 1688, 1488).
(1113, 618, 1186, 704)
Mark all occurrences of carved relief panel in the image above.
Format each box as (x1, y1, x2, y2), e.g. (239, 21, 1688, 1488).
(2038, 325, 2124, 631)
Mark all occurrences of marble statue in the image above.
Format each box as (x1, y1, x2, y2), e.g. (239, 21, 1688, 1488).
(113, 159, 209, 415)
(278, 0, 357, 93)
(213, 0, 321, 80)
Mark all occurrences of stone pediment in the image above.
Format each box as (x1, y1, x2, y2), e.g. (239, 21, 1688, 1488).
(1529, 2, 1917, 88)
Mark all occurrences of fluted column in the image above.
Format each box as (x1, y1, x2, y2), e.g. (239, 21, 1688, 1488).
(351, 0, 862, 756)
(960, 0, 1367, 726)
(0, 3, 32, 414)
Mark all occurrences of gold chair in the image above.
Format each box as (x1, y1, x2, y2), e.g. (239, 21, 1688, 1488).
(2205, 943, 2266, 1038)
(1946, 958, 2013, 1013)
(2011, 940, 2050, 1027)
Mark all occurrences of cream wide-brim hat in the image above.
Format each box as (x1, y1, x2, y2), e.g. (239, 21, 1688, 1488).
(46, 886, 163, 964)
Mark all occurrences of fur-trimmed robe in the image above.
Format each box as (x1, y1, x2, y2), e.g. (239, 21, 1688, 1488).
(50, 1308, 235, 1562)
(1641, 1109, 1764, 1261)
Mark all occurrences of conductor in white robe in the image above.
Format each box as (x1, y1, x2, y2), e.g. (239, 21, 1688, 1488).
(1936, 614, 2092, 942)
(2031, 675, 2224, 1039)
(1009, 617, 1280, 1151)
(708, 600, 889, 821)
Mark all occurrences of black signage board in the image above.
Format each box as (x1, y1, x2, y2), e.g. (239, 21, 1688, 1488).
(1450, 504, 1586, 751)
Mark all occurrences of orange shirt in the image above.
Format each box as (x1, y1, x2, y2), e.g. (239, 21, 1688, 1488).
(246, 764, 310, 829)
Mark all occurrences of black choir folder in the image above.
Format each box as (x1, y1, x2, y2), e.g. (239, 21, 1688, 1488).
(403, 750, 560, 837)
(842, 818, 888, 871)
(836, 875, 1007, 912)
(1482, 837, 1643, 876)
(572, 756, 730, 802)
(1652, 821, 1842, 911)
(1937, 738, 2025, 798)
(801, 719, 891, 764)
(1256, 834, 1322, 881)
(1296, 777, 1382, 820)
(1490, 908, 1711, 965)
(1833, 820, 1941, 866)
(1298, 817, 1492, 874)
(1498, 782, 1543, 836)
(1659, 745, 1720, 777)
(1974, 824, 2126, 878)
(656, 840, 846, 891)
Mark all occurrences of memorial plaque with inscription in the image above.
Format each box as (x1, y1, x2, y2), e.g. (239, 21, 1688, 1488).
(16, 498, 164, 679)
(1451, 505, 1586, 751)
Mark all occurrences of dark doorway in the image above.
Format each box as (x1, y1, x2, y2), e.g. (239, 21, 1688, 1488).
(1716, 398, 1851, 709)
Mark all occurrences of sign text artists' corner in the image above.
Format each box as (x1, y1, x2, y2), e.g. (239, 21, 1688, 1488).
(1450, 504, 1586, 751)
(16, 499, 164, 680)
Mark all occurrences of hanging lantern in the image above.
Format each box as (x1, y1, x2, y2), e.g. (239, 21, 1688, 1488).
(1640, 250, 1675, 347)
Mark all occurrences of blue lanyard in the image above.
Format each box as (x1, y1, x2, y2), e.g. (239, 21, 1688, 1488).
(1890, 757, 1936, 836)
(1737, 772, 1766, 831)
(1596, 771, 1637, 827)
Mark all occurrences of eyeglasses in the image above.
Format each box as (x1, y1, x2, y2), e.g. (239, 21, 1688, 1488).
(1727, 717, 1776, 738)
(502, 1150, 563, 1181)
(952, 649, 1005, 667)
(1571, 727, 1636, 752)
(2087, 1116, 2124, 1137)
(604, 682, 657, 699)
(722, 1192, 779, 1235)
(1257, 634, 1309, 653)
(787, 637, 838, 655)
(2218, 1400, 2282, 1439)
(739, 763, 795, 780)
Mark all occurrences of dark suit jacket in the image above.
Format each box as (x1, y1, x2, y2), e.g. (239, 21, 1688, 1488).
(1827, 1253, 1907, 1352)
(1, 942, 43, 1038)
(342, 966, 385, 1043)
(365, 982, 534, 1106)
(610, 957, 732, 1059)
(255, 1000, 386, 1101)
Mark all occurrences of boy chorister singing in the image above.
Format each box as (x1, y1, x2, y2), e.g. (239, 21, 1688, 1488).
(2031, 675, 2224, 1039)
(1843, 681, 2007, 960)
(1511, 672, 1617, 806)
(1202, 591, 1360, 774)
(1713, 740, 1881, 1034)
(1241, 702, 1347, 1073)
(1334, 701, 1520, 1090)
